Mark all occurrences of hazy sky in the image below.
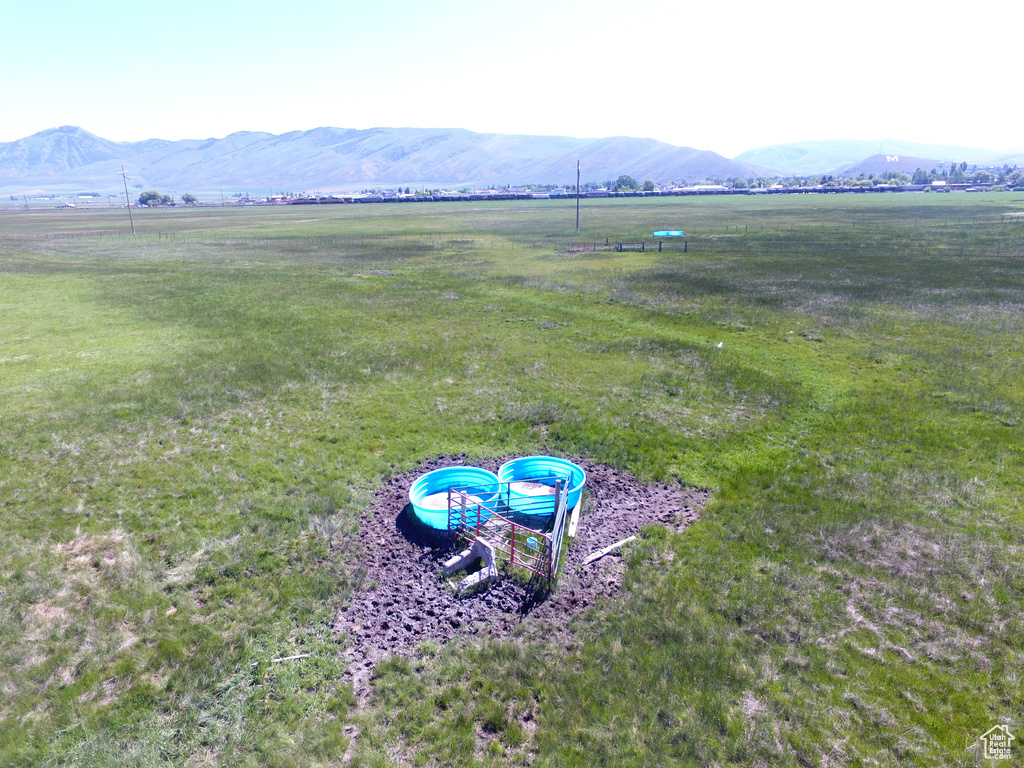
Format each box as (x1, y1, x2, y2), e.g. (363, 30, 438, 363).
(3, 0, 1021, 157)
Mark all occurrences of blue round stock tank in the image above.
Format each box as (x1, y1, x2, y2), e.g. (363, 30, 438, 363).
(408, 466, 500, 530)
(497, 456, 586, 514)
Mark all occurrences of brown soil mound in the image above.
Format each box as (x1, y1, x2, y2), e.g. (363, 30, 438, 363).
(335, 455, 709, 699)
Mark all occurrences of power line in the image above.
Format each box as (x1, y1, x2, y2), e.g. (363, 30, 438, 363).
(119, 166, 135, 236)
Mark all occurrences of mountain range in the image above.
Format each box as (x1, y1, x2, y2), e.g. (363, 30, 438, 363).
(1, 126, 1020, 195)
(736, 139, 1024, 177)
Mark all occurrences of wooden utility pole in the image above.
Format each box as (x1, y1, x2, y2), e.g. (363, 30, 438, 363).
(119, 166, 135, 236)
(576, 161, 581, 232)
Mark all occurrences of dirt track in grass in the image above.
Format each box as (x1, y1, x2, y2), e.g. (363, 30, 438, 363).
(334, 455, 709, 699)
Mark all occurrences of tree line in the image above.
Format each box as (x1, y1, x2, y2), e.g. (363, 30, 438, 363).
(137, 191, 198, 206)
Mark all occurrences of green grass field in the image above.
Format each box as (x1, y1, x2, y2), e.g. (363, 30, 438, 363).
(2, 194, 1023, 767)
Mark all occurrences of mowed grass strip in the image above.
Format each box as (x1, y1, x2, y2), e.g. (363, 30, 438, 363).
(1, 193, 1022, 767)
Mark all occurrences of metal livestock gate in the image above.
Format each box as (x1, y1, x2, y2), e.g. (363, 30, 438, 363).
(446, 476, 572, 583)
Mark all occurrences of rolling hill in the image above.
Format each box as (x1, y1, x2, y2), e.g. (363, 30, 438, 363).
(5, 127, 1018, 194)
(831, 153, 942, 177)
(736, 139, 1024, 176)
(0, 126, 763, 194)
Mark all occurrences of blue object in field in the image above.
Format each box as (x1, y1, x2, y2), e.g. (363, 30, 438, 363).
(653, 230, 685, 237)
(497, 456, 586, 514)
(409, 466, 500, 530)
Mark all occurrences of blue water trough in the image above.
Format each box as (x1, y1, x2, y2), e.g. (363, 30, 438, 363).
(408, 466, 500, 530)
(497, 456, 586, 515)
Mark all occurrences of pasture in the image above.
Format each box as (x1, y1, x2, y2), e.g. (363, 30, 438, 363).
(1, 194, 1023, 767)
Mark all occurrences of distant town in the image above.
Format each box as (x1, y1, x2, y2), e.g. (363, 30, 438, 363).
(8, 166, 1024, 212)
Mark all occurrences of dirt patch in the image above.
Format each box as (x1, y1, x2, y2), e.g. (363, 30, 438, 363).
(335, 455, 709, 699)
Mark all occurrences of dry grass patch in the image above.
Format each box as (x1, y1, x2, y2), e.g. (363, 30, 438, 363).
(54, 530, 133, 570)
(812, 520, 1023, 667)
